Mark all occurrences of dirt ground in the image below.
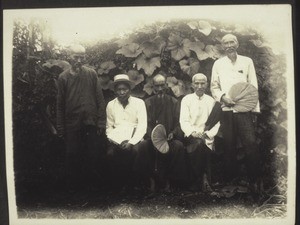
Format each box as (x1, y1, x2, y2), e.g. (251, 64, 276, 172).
(16, 183, 286, 219)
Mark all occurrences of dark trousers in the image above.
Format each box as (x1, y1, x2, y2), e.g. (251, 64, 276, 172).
(221, 111, 261, 182)
(106, 140, 149, 187)
(145, 139, 188, 183)
(65, 125, 104, 188)
(185, 137, 211, 183)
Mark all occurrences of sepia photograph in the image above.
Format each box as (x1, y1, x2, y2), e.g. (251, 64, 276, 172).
(3, 4, 296, 225)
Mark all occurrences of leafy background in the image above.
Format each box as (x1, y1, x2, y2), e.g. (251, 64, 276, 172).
(12, 18, 288, 208)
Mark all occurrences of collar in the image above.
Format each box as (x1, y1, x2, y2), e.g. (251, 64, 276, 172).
(116, 96, 132, 104)
(225, 54, 240, 64)
(193, 92, 205, 100)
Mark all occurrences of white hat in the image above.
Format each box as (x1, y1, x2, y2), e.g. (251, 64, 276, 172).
(112, 74, 135, 89)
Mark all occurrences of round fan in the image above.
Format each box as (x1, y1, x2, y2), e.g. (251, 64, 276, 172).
(151, 124, 169, 154)
(228, 82, 258, 112)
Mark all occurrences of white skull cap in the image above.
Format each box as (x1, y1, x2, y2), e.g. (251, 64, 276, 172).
(192, 73, 207, 82)
(221, 34, 238, 44)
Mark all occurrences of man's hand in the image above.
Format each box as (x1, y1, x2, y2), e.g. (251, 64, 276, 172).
(120, 140, 133, 150)
(191, 131, 203, 139)
(167, 132, 174, 141)
(221, 95, 235, 107)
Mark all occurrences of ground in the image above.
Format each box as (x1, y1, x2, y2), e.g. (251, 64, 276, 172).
(16, 181, 286, 219)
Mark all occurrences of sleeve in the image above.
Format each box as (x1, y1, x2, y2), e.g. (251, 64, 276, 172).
(171, 98, 181, 136)
(145, 99, 153, 139)
(179, 97, 194, 137)
(210, 61, 225, 102)
(106, 101, 114, 136)
(204, 122, 220, 139)
(247, 59, 260, 113)
(128, 100, 147, 145)
(56, 76, 65, 136)
(95, 71, 106, 128)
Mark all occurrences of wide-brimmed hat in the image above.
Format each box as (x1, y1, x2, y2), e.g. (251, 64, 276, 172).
(111, 74, 135, 89)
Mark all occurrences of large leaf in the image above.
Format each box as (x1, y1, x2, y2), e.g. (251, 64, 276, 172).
(179, 58, 200, 77)
(97, 61, 116, 75)
(141, 37, 166, 58)
(98, 74, 114, 90)
(188, 41, 209, 61)
(187, 20, 212, 36)
(116, 43, 142, 58)
(127, 69, 145, 85)
(166, 34, 191, 61)
(135, 55, 161, 76)
(143, 78, 153, 95)
(43, 59, 71, 71)
(205, 44, 224, 59)
(166, 76, 185, 97)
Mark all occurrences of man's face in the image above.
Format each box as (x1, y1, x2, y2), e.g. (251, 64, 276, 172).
(69, 53, 85, 71)
(192, 78, 207, 97)
(153, 78, 167, 95)
(222, 39, 238, 54)
(115, 83, 131, 103)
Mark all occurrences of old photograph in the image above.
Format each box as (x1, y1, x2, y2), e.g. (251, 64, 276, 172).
(3, 4, 296, 225)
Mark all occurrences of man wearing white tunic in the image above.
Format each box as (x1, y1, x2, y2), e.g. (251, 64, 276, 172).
(106, 74, 148, 189)
(180, 73, 220, 191)
(211, 34, 261, 191)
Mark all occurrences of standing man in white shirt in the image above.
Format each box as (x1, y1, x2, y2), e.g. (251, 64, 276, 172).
(180, 73, 220, 191)
(211, 34, 261, 192)
(106, 74, 148, 190)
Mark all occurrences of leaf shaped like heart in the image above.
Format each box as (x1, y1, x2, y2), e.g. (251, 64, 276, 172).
(99, 74, 114, 90)
(127, 69, 145, 85)
(188, 41, 209, 61)
(143, 78, 153, 95)
(135, 55, 161, 76)
(187, 20, 212, 36)
(179, 58, 200, 77)
(166, 76, 185, 97)
(116, 43, 142, 58)
(141, 37, 166, 58)
(166, 33, 191, 61)
(97, 61, 116, 75)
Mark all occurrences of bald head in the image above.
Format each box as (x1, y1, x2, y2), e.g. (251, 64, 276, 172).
(221, 34, 238, 45)
(153, 74, 166, 83)
(153, 74, 167, 95)
(192, 73, 207, 83)
(68, 44, 86, 71)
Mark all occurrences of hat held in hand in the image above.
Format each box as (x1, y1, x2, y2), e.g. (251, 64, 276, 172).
(228, 82, 258, 112)
(151, 124, 169, 154)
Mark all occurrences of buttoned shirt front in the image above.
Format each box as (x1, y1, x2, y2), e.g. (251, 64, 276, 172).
(106, 96, 147, 145)
(180, 93, 220, 150)
(211, 55, 260, 112)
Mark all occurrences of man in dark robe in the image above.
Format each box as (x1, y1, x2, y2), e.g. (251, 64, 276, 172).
(144, 74, 187, 192)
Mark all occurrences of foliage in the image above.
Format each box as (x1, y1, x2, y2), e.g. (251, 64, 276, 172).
(12, 18, 288, 195)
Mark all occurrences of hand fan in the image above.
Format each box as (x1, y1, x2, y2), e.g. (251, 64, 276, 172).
(228, 82, 258, 112)
(151, 124, 169, 154)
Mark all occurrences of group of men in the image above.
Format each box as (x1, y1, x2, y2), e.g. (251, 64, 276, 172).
(56, 34, 262, 193)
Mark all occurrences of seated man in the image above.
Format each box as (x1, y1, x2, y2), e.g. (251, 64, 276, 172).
(106, 74, 148, 190)
(180, 73, 220, 191)
(144, 74, 187, 192)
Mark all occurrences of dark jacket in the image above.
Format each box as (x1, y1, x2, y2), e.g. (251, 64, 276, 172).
(56, 66, 106, 135)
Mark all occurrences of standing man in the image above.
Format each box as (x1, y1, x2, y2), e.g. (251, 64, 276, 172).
(180, 73, 220, 191)
(211, 34, 261, 191)
(106, 74, 148, 190)
(144, 74, 187, 192)
(56, 44, 106, 191)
